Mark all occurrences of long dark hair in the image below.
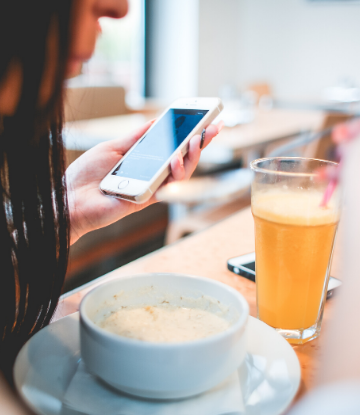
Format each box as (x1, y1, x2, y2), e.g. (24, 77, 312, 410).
(0, 1, 72, 380)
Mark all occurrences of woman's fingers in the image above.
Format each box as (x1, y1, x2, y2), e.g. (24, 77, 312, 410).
(333, 119, 360, 144)
(200, 123, 221, 150)
(168, 121, 223, 182)
(107, 119, 156, 154)
(182, 134, 202, 179)
(183, 122, 222, 178)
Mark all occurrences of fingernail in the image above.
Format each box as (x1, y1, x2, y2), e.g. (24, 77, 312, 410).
(333, 119, 360, 144)
(178, 152, 184, 167)
(217, 120, 224, 133)
(200, 129, 206, 149)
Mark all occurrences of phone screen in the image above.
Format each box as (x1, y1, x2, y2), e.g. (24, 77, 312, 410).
(112, 108, 209, 181)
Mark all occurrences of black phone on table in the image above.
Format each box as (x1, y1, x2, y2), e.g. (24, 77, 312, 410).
(227, 252, 341, 299)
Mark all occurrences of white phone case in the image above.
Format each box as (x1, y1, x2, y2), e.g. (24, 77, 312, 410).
(100, 97, 224, 203)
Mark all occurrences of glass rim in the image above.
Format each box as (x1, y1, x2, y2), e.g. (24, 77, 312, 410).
(250, 157, 338, 178)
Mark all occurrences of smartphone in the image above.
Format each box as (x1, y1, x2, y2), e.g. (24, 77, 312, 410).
(100, 97, 224, 204)
(227, 252, 342, 299)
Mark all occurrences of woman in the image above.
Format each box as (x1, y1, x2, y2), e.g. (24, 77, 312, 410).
(0, 0, 221, 410)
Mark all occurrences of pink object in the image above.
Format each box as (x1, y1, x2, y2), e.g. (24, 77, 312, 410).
(320, 178, 337, 208)
(319, 118, 360, 208)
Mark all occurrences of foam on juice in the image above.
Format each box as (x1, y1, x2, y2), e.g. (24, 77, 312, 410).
(252, 189, 339, 226)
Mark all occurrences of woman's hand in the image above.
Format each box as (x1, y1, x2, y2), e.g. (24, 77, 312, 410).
(66, 120, 223, 245)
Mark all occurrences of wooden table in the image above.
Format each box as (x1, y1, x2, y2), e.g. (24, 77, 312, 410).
(200, 108, 324, 167)
(215, 109, 323, 152)
(55, 207, 341, 408)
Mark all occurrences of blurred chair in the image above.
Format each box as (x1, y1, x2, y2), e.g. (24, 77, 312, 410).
(158, 169, 253, 244)
(267, 112, 353, 161)
(247, 82, 272, 105)
(307, 113, 351, 161)
(64, 86, 129, 167)
(64, 86, 129, 122)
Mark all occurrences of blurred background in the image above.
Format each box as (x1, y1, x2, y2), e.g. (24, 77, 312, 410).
(63, 0, 360, 292)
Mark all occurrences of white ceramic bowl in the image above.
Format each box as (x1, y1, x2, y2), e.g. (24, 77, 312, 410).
(80, 273, 249, 399)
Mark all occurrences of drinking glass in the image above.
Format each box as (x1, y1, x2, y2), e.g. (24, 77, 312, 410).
(250, 157, 340, 344)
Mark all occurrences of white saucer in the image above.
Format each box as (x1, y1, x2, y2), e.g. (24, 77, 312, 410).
(14, 313, 300, 415)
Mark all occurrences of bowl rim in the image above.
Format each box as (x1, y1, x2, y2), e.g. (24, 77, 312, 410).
(79, 272, 249, 349)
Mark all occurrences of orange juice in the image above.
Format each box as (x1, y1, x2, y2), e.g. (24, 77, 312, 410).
(252, 190, 338, 330)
